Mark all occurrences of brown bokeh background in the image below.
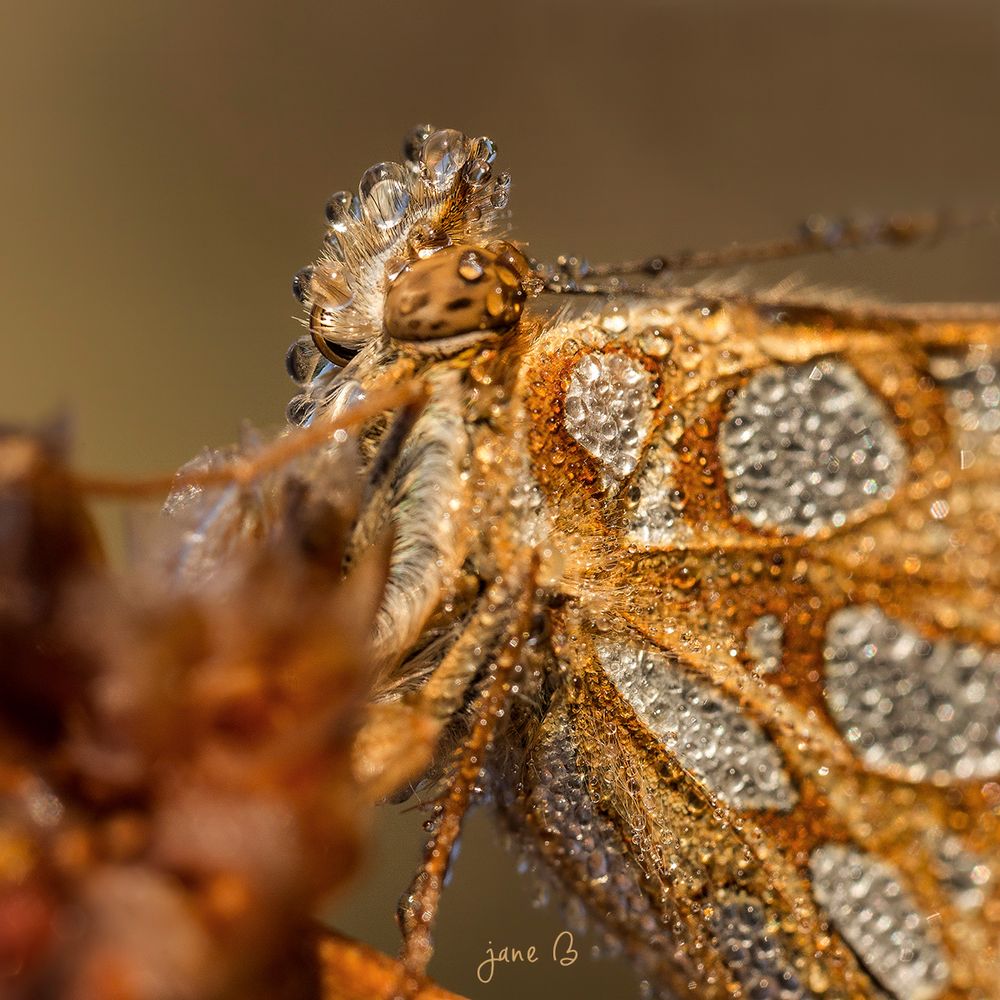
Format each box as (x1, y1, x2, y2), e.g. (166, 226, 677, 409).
(2, 2, 998, 997)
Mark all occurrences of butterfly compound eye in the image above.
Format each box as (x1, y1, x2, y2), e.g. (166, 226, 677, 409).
(306, 263, 359, 366)
(384, 243, 531, 350)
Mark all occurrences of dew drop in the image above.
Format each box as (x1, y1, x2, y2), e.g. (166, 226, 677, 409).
(420, 129, 469, 190)
(285, 393, 315, 426)
(402, 123, 435, 166)
(359, 161, 410, 229)
(678, 341, 703, 371)
(463, 159, 492, 186)
(291, 265, 314, 303)
(404, 220, 450, 260)
(458, 249, 485, 281)
(285, 335, 316, 384)
(639, 325, 674, 358)
(599, 302, 630, 334)
(491, 171, 511, 209)
(311, 264, 354, 310)
(468, 135, 497, 164)
(324, 190, 359, 232)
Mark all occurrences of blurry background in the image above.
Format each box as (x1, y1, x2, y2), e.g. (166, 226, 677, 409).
(1, 1, 998, 997)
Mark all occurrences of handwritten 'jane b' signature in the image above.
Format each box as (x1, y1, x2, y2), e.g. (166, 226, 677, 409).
(476, 931, 579, 984)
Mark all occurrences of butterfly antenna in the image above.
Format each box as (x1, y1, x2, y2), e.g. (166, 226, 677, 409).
(536, 206, 999, 293)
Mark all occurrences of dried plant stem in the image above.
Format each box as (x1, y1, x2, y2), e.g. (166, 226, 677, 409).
(319, 934, 468, 1000)
(74, 380, 428, 499)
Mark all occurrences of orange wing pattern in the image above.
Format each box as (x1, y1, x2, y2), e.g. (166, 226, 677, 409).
(498, 298, 1000, 999)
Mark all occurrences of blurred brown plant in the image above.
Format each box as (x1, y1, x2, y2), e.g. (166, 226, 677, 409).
(0, 421, 457, 1000)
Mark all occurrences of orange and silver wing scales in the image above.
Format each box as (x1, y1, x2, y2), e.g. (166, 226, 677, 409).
(499, 297, 1000, 1000)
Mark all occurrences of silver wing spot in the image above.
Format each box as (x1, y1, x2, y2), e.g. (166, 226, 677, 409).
(720, 360, 906, 536)
(824, 604, 1000, 783)
(563, 351, 654, 480)
(809, 843, 950, 1000)
(596, 640, 797, 811)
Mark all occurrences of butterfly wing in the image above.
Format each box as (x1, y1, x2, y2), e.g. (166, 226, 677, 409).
(501, 299, 1000, 999)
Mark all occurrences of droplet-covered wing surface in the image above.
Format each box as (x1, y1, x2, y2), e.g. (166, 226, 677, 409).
(503, 297, 1000, 999)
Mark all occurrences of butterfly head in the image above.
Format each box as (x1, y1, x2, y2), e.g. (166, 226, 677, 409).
(292, 125, 535, 368)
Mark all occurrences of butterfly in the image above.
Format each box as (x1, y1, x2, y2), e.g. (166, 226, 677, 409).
(178, 125, 1000, 1000)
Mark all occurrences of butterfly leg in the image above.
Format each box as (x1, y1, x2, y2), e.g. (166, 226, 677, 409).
(356, 579, 515, 799)
(392, 555, 540, 998)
